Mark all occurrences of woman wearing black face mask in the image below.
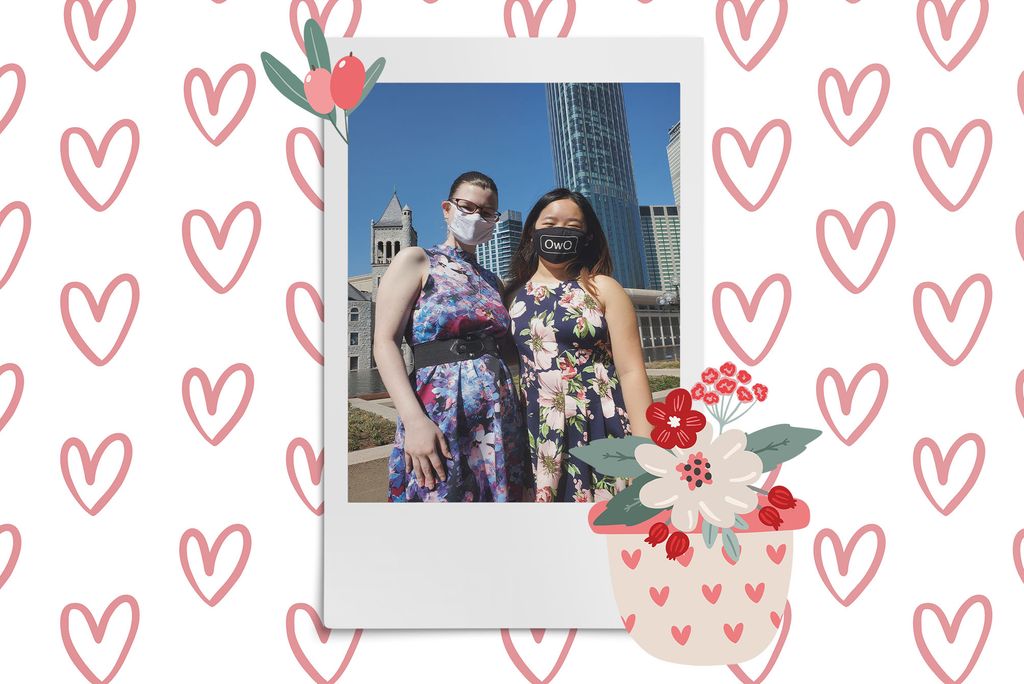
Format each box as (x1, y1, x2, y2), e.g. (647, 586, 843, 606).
(503, 188, 654, 503)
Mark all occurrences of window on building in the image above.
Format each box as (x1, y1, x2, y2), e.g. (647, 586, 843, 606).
(349, 306, 359, 322)
(349, 356, 358, 371)
(350, 332, 359, 346)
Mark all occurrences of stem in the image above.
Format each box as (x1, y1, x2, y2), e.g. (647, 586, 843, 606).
(748, 485, 768, 495)
(331, 118, 348, 144)
(343, 110, 350, 139)
(729, 402, 758, 424)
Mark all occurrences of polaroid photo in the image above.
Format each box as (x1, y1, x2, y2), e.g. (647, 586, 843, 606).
(323, 36, 704, 629)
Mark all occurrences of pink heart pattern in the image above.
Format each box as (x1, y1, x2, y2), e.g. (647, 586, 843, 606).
(64, 0, 136, 71)
(183, 64, 256, 146)
(917, 0, 988, 72)
(713, 119, 791, 211)
(60, 433, 133, 515)
(182, 202, 261, 293)
(816, 363, 888, 446)
(60, 119, 140, 211)
(504, 0, 576, 38)
(913, 595, 992, 684)
(716, 0, 788, 72)
(818, 64, 890, 146)
(60, 274, 140, 366)
(913, 274, 991, 366)
(285, 603, 362, 683)
(816, 201, 895, 294)
(913, 119, 992, 211)
(814, 525, 886, 606)
(181, 363, 255, 445)
(60, 595, 140, 683)
(500, 628, 576, 684)
(712, 274, 791, 366)
(179, 524, 252, 606)
(913, 434, 984, 515)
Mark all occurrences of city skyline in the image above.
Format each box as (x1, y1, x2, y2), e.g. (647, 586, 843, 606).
(347, 82, 679, 278)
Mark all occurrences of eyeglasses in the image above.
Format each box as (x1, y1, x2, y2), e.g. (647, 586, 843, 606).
(447, 198, 501, 223)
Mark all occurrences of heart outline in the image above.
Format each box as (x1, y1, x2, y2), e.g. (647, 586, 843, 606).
(287, 438, 324, 516)
(818, 64, 890, 146)
(60, 434, 133, 516)
(504, 0, 576, 38)
(813, 524, 886, 606)
(713, 119, 792, 211)
(179, 524, 252, 606)
(500, 628, 576, 684)
(913, 119, 991, 212)
(917, 0, 988, 72)
(713, 274, 791, 366)
(0, 63, 26, 136)
(60, 595, 140, 683)
(285, 603, 362, 684)
(913, 434, 984, 515)
(287, 282, 324, 365)
(913, 594, 992, 684)
(60, 274, 140, 366)
(181, 363, 255, 445)
(716, 0, 788, 72)
(816, 201, 895, 294)
(61, 119, 140, 212)
(64, 0, 136, 71)
(182, 202, 261, 293)
(816, 363, 888, 446)
(913, 274, 991, 366)
(727, 601, 792, 684)
(291, 0, 361, 53)
(0, 201, 30, 290)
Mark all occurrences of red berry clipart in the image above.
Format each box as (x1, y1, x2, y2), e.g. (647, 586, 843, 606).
(303, 67, 334, 114)
(330, 53, 366, 110)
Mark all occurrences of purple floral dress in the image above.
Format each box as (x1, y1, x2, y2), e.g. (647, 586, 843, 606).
(387, 243, 532, 502)
(509, 278, 632, 502)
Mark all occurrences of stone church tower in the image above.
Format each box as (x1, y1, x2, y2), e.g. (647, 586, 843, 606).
(370, 191, 418, 367)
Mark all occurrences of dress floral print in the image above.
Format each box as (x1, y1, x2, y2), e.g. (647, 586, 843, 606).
(387, 243, 532, 502)
(510, 278, 632, 502)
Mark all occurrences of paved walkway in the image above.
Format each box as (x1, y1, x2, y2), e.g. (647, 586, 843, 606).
(348, 384, 675, 503)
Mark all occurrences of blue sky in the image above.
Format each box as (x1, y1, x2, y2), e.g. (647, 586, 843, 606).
(347, 82, 679, 274)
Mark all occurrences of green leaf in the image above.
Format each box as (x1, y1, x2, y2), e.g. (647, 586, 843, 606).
(592, 473, 662, 527)
(722, 528, 741, 562)
(260, 51, 321, 118)
(303, 19, 332, 71)
(731, 515, 749, 531)
(348, 56, 386, 113)
(568, 436, 654, 478)
(746, 424, 823, 472)
(702, 520, 718, 548)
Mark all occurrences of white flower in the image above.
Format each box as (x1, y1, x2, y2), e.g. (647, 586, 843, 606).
(474, 426, 496, 462)
(590, 362, 616, 417)
(509, 300, 527, 318)
(528, 317, 558, 369)
(537, 369, 578, 431)
(634, 425, 762, 531)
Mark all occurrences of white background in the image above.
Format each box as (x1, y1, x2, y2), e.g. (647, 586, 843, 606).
(0, 0, 1019, 682)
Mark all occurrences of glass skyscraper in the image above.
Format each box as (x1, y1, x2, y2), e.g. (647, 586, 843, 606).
(639, 205, 680, 292)
(667, 121, 681, 208)
(477, 209, 523, 282)
(545, 83, 648, 289)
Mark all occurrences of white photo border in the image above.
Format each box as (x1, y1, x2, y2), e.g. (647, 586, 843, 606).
(324, 36, 704, 629)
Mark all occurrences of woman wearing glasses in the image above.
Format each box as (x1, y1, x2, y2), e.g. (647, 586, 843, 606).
(373, 171, 533, 502)
(503, 188, 653, 503)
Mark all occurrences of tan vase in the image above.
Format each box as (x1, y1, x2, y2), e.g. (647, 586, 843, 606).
(589, 499, 809, 665)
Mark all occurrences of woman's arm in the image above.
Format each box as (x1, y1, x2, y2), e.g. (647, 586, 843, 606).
(594, 275, 654, 438)
(372, 247, 450, 488)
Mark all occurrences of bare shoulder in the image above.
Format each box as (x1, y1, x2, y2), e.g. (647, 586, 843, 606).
(592, 274, 627, 301)
(390, 245, 429, 268)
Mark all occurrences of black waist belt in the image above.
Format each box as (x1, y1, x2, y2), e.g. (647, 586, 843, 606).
(411, 332, 518, 370)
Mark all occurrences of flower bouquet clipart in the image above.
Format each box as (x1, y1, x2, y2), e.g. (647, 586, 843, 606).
(260, 19, 385, 144)
(570, 363, 821, 665)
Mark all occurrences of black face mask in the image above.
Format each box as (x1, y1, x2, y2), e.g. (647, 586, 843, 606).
(533, 226, 586, 264)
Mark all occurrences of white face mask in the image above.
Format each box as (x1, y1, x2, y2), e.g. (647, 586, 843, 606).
(447, 205, 495, 245)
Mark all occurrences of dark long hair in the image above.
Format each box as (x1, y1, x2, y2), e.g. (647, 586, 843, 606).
(502, 188, 612, 308)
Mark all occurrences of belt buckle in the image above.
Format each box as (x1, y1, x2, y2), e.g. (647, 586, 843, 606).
(452, 336, 485, 357)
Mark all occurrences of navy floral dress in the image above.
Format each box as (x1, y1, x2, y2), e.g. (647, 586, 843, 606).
(509, 277, 632, 502)
(387, 243, 533, 502)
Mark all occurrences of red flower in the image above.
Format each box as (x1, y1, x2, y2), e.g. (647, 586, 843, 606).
(701, 367, 720, 384)
(558, 357, 576, 380)
(665, 531, 690, 560)
(691, 383, 706, 400)
(768, 486, 797, 509)
(736, 387, 754, 403)
(737, 370, 752, 384)
(758, 506, 783, 530)
(645, 522, 670, 546)
(646, 388, 707, 449)
(719, 362, 736, 377)
(753, 383, 768, 401)
(703, 391, 720, 405)
(715, 378, 737, 395)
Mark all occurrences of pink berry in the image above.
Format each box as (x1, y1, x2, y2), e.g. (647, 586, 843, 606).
(330, 53, 366, 110)
(303, 68, 334, 114)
